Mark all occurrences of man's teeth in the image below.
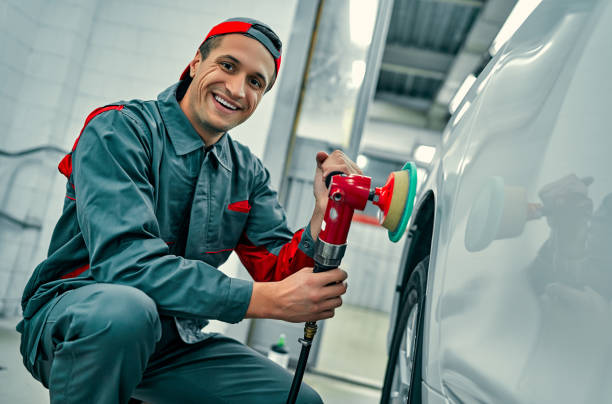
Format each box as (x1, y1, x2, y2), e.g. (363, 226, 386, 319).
(214, 95, 237, 110)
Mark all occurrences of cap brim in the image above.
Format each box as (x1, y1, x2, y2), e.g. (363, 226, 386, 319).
(180, 64, 190, 81)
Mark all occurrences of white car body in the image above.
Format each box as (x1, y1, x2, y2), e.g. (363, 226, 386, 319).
(389, 0, 612, 402)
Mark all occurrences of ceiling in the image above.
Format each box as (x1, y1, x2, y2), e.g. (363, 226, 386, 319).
(370, 0, 518, 132)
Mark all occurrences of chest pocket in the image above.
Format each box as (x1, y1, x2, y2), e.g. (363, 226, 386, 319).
(218, 204, 250, 248)
(199, 203, 249, 268)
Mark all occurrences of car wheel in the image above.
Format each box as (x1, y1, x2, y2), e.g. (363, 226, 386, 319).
(380, 256, 429, 404)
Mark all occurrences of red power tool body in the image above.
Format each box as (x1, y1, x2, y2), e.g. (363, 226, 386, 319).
(287, 164, 416, 404)
(314, 173, 402, 271)
(314, 174, 371, 271)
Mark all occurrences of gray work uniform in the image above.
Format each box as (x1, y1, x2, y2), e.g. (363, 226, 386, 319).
(16, 81, 322, 404)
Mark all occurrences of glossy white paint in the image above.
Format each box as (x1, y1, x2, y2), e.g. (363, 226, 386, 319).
(422, 380, 449, 404)
(410, 0, 612, 402)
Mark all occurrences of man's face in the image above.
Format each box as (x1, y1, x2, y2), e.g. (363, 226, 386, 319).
(181, 34, 276, 140)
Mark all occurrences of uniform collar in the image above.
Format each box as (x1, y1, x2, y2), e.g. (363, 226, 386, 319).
(157, 82, 232, 171)
(158, 82, 204, 155)
(207, 133, 232, 172)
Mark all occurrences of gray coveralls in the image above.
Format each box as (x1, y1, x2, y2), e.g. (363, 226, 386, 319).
(17, 81, 322, 404)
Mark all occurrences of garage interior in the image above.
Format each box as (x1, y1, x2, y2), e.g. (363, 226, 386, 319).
(0, 0, 530, 402)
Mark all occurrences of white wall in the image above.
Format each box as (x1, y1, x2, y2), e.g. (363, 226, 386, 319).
(0, 0, 298, 316)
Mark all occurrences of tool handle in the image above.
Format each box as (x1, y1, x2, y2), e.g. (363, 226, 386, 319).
(313, 262, 331, 273)
(325, 170, 345, 188)
(313, 238, 345, 273)
(312, 261, 339, 273)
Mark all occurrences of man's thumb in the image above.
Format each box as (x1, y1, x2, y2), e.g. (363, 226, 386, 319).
(316, 151, 328, 168)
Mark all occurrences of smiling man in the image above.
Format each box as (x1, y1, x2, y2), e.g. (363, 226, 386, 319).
(180, 32, 274, 144)
(17, 18, 359, 404)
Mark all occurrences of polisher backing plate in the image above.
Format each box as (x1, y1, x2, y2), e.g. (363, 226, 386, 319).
(381, 172, 408, 231)
(385, 162, 417, 242)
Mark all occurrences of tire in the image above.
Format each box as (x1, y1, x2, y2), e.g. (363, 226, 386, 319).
(380, 256, 429, 404)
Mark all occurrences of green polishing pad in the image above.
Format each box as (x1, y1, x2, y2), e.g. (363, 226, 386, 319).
(387, 162, 417, 242)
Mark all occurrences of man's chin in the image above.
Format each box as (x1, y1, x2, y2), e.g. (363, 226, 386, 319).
(202, 119, 233, 136)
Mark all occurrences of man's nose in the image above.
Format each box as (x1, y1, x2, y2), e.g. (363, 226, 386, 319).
(227, 74, 246, 99)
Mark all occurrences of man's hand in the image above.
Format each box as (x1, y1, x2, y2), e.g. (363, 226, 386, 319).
(246, 267, 348, 322)
(538, 174, 594, 257)
(313, 150, 362, 203)
(311, 150, 362, 239)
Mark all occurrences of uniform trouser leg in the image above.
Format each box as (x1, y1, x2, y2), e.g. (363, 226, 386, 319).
(132, 324, 322, 404)
(26, 284, 322, 404)
(31, 283, 162, 404)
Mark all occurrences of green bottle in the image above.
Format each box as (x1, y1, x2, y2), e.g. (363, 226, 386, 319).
(267, 333, 290, 368)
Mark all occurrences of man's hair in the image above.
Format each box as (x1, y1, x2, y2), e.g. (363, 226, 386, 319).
(198, 36, 224, 61)
(197, 23, 282, 90)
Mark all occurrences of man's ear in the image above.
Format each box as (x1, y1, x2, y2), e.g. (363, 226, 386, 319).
(189, 50, 202, 78)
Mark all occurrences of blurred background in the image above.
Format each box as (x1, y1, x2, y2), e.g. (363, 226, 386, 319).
(0, 0, 524, 402)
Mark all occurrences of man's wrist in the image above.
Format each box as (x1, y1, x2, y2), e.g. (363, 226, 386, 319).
(309, 201, 326, 240)
(315, 197, 327, 213)
(245, 282, 277, 319)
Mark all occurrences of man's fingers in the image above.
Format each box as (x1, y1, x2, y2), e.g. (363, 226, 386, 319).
(315, 268, 348, 285)
(319, 297, 343, 311)
(314, 310, 335, 321)
(319, 281, 348, 300)
(323, 165, 350, 177)
(322, 162, 362, 177)
(317, 149, 363, 175)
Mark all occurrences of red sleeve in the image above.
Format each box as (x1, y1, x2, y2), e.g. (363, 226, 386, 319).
(235, 229, 315, 282)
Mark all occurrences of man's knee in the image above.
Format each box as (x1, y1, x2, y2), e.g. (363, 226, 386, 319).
(297, 383, 323, 404)
(71, 284, 161, 346)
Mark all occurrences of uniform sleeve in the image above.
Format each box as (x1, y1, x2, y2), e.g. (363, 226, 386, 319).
(235, 158, 315, 281)
(72, 109, 251, 323)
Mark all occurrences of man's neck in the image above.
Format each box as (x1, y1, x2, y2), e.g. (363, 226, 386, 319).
(191, 114, 224, 147)
(177, 83, 224, 147)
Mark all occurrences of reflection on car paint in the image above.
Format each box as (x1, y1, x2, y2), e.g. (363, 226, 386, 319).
(387, 0, 612, 402)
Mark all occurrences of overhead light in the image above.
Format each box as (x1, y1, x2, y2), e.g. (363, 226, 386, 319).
(489, 0, 542, 56)
(449, 74, 476, 114)
(357, 154, 369, 169)
(349, 0, 377, 47)
(349, 60, 366, 88)
(413, 145, 436, 164)
(452, 101, 471, 126)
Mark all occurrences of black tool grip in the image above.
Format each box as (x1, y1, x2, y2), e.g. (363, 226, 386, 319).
(313, 262, 335, 273)
(325, 171, 345, 188)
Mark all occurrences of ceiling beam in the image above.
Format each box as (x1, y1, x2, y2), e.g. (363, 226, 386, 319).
(427, 0, 485, 7)
(380, 44, 454, 80)
(369, 99, 428, 128)
(375, 91, 432, 112)
(431, 0, 518, 110)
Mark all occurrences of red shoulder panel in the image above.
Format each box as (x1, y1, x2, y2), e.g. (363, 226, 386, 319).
(60, 263, 90, 279)
(58, 105, 124, 179)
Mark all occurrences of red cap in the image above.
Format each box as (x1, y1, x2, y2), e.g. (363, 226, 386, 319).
(180, 18, 282, 87)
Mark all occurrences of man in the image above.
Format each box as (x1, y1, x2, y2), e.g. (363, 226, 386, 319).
(17, 18, 360, 403)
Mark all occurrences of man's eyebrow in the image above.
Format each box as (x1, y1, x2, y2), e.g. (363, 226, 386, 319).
(218, 54, 269, 86)
(220, 54, 241, 65)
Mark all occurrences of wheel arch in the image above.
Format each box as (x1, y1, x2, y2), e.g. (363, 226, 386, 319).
(388, 189, 436, 341)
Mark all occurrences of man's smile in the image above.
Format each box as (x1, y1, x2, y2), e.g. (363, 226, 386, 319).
(212, 93, 241, 111)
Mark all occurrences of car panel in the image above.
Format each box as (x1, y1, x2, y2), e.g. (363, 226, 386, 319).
(392, 0, 612, 402)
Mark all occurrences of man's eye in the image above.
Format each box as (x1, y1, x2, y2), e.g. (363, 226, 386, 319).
(250, 78, 262, 88)
(220, 62, 233, 71)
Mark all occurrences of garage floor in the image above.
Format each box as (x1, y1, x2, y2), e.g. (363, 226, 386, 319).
(0, 307, 385, 404)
